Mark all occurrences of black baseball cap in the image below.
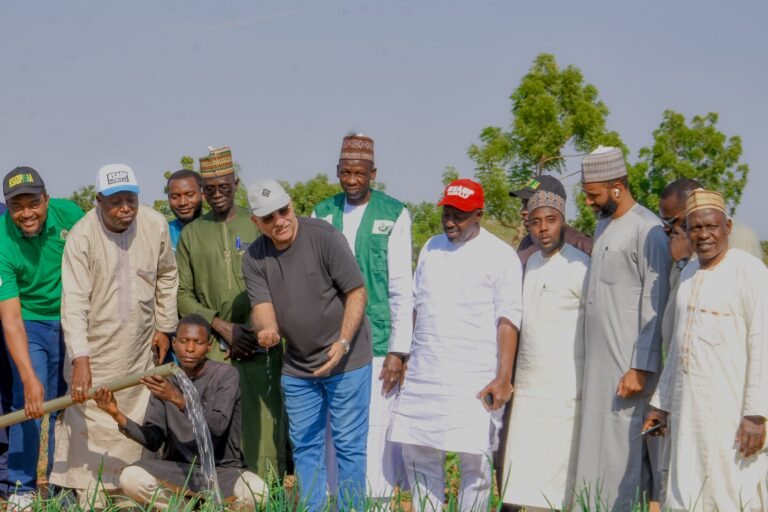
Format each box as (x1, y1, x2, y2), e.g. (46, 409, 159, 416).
(509, 175, 566, 201)
(3, 167, 46, 200)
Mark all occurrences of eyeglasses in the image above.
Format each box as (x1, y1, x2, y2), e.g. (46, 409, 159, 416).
(203, 184, 233, 195)
(258, 205, 291, 224)
(659, 211, 684, 230)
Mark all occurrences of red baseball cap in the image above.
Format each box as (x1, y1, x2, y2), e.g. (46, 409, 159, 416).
(438, 179, 485, 212)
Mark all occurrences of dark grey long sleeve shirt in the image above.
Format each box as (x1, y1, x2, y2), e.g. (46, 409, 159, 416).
(120, 361, 245, 468)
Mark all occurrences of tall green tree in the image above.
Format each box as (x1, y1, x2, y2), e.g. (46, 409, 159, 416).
(467, 53, 626, 237)
(629, 110, 749, 215)
(69, 185, 97, 212)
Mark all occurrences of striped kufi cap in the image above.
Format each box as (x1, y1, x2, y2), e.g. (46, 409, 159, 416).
(528, 189, 566, 217)
(685, 188, 726, 216)
(581, 146, 627, 184)
(340, 134, 374, 162)
(199, 146, 235, 177)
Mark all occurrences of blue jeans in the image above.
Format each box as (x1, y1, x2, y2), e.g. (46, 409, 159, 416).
(7, 320, 66, 493)
(0, 329, 12, 497)
(282, 363, 371, 512)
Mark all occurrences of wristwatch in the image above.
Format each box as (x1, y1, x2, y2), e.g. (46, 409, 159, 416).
(339, 339, 351, 354)
(675, 258, 689, 271)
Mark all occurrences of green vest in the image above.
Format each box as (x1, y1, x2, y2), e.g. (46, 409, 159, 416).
(314, 190, 405, 356)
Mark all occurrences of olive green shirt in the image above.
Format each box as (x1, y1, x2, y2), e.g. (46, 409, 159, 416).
(176, 207, 259, 356)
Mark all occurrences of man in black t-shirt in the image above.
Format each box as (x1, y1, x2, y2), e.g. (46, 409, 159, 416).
(242, 179, 372, 512)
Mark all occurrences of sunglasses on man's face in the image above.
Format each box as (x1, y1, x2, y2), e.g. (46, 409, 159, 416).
(259, 205, 291, 224)
(659, 211, 684, 230)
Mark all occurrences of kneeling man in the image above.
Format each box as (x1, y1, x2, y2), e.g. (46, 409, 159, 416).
(94, 315, 267, 508)
(644, 189, 768, 512)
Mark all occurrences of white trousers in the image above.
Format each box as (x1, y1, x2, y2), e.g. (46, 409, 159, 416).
(119, 465, 268, 509)
(402, 444, 492, 512)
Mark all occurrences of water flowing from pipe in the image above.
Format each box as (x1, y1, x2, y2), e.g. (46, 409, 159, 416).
(173, 372, 222, 505)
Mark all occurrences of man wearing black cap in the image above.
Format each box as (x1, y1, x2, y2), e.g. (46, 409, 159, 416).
(510, 175, 593, 266)
(0, 167, 84, 505)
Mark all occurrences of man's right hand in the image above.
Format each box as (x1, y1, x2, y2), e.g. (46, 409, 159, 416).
(668, 224, 693, 262)
(257, 329, 281, 349)
(22, 375, 45, 419)
(642, 408, 668, 437)
(211, 317, 234, 344)
(71, 356, 92, 404)
(93, 387, 119, 417)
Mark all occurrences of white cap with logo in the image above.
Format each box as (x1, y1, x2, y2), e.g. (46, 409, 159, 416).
(97, 164, 140, 196)
(247, 179, 291, 217)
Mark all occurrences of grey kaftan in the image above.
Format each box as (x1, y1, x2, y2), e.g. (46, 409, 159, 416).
(574, 203, 670, 510)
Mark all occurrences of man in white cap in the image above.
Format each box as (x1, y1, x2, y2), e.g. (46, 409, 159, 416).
(242, 180, 372, 512)
(49, 164, 178, 504)
(575, 147, 671, 510)
(644, 189, 768, 511)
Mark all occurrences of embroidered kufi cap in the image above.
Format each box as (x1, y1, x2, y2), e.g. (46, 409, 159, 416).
(581, 146, 627, 184)
(528, 189, 566, 217)
(339, 134, 374, 163)
(199, 146, 235, 177)
(685, 188, 726, 217)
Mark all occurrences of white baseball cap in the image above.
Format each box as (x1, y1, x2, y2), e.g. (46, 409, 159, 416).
(247, 179, 291, 217)
(97, 164, 140, 196)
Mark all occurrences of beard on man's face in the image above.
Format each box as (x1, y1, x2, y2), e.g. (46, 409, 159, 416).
(597, 196, 619, 219)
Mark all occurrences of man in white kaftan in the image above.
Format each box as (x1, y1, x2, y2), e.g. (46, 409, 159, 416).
(388, 179, 522, 512)
(644, 189, 768, 512)
(49, 165, 178, 499)
(502, 188, 589, 511)
(576, 147, 671, 510)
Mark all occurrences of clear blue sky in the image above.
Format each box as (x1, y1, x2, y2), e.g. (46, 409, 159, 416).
(2, 1, 766, 237)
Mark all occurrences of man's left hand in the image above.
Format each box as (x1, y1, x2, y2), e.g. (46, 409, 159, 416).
(140, 375, 186, 411)
(478, 377, 514, 412)
(151, 331, 170, 363)
(379, 353, 406, 394)
(736, 415, 767, 458)
(313, 341, 347, 377)
(616, 368, 648, 398)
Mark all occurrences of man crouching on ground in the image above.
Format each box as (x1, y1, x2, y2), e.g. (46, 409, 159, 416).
(94, 314, 267, 509)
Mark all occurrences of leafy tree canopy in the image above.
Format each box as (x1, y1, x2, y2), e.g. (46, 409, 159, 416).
(629, 110, 748, 215)
(69, 185, 97, 212)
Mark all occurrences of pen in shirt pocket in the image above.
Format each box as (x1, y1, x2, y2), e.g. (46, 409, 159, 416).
(236, 236, 241, 251)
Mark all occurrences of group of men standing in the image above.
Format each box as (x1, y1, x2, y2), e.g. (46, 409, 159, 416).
(499, 146, 767, 512)
(0, 134, 766, 512)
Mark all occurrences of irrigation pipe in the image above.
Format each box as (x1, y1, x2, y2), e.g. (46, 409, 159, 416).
(0, 363, 179, 428)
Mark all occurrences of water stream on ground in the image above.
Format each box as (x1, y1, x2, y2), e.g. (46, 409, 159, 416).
(173, 371, 223, 505)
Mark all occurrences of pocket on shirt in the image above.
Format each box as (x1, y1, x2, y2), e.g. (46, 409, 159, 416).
(695, 309, 731, 347)
(369, 235, 389, 273)
(135, 269, 157, 303)
(136, 268, 157, 286)
(598, 250, 633, 287)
